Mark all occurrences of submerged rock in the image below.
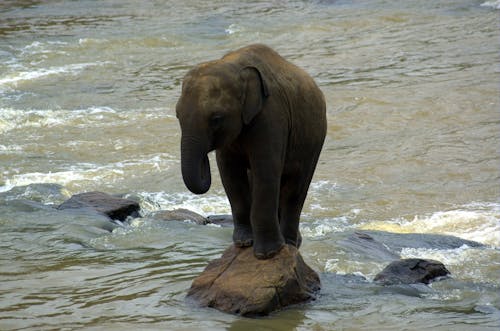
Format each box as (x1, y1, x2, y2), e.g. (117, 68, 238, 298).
(150, 211, 233, 226)
(338, 231, 401, 262)
(57, 191, 140, 221)
(361, 230, 483, 251)
(206, 214, 233, 227)
(374, 258, 450, 285)
(150, 208, 208, 225)
(1, 198, 57, 212)
(0, 183, 70, 205)
(187, 244, 320, 316)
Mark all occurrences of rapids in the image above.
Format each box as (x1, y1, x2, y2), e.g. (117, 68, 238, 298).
(1, 1, 499, 330)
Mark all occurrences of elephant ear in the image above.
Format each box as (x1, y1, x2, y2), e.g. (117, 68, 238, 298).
(240, 66, 269, 125)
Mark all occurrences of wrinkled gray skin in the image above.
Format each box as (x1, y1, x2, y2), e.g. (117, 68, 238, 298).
(176, 44, 326, 259)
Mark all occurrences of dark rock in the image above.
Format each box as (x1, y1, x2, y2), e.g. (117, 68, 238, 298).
(206, 214, 234, 227)
(187, 244, 320, 316)
(362, 230, 483, 251)
(374, 258, 450, 285)
(333, 231, 483, 266)
(338, 231, 401, 262)
(150, 208, 208, 225)
(57, 191, 140, 221)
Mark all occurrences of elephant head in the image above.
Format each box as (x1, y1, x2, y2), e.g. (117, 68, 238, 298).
(176, 64, 269, 194)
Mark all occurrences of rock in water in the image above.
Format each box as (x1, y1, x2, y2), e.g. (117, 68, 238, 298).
(206, 214, 234, 227)
(58, 191, 140, 221)
(150, 208, 208, 225)
(374, 258, 450, 285)
(187, 244, 320, 316)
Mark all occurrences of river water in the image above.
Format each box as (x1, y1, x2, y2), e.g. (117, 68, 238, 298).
(1, 0, 499, 330)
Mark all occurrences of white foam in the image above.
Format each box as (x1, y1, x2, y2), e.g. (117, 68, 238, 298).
(360, 203, 500, 247)
(19, 40, 69, 56)
(481, 1, 500, 9)
(0, 116, 14, 134)
(0, 154, 175, 193)
(136, 191, 230, 216)
(306, 180, 340, 212)
(0, 106, 172, 134)
(413, 208, 499, 247)
(0, 144, 23, 153)
(225, 24, 244, 35)
(0, 108, 92, 133)
(0, 62, 110, 87)
(300, 215, 353, 238)
(401, 245, 473, 266)
(78, 38, 108, 46)
(309, 180, 339, 194)
(0, 169, 120, 193)
(324, 258, 377, 278)
(401, 244, 500, 284)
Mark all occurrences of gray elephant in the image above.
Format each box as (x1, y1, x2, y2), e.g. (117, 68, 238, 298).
(176, 44, 326, 259)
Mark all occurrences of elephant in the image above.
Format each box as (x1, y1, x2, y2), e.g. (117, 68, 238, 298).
(176, 44, 326, 259)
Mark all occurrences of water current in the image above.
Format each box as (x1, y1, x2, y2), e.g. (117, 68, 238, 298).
(1, 1, 499, 330)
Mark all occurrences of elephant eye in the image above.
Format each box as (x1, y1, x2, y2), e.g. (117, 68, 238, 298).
(210, 113, 224, 128)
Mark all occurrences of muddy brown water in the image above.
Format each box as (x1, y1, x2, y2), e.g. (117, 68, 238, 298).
(1, 1, 499, 330)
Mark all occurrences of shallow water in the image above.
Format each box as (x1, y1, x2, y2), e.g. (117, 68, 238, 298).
(1, 0, 499, 330)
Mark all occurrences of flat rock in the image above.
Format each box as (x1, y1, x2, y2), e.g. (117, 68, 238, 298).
(150, 208, 208, 225)
(374, 258, 450, 285)
(338, 231, 401, 262)
(57, 191, 140, 221)
(187, 244, 320, 316)
(361, 230, 483, 251)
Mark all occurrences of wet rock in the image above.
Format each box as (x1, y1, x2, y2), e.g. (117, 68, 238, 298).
(361, 230, 483, 251)
(57, 191, 140, 221)
(187, 244, 320, 316)
(339, 231, 400, 262)
(206, 214, 233, 227)
(150, 208, 208, 225)
(374, 258, 450, 285)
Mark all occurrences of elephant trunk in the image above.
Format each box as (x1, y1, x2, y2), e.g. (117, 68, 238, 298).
(180, 135, 211, 195)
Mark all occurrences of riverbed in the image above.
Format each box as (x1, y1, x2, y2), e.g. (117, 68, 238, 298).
(1, 1, 499, 330)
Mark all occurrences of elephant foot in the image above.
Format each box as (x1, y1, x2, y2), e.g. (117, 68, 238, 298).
(285, 238, 299, 248)
(233, 225, 253, 247)
(253, 240, 285, 260)
(284, 231, 302, 248)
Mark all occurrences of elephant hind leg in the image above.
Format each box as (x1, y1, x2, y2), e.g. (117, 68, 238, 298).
(279, 173, 310, 248)
(279, 155, 321, 248)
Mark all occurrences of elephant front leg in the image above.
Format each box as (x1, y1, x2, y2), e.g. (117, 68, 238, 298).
(251, 172, 285, 259)
(216, 151, 253, 247)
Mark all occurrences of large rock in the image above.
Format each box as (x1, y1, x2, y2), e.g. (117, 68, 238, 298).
(57, 191, 140, 221)
(361, 230, 483, 251)
(187, 244, 320, 316)
(374, 258, 450, 285)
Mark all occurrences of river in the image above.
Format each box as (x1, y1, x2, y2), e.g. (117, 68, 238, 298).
(1, 0, 499, 330)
